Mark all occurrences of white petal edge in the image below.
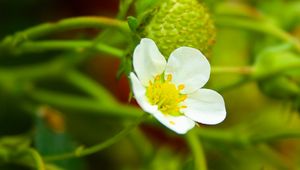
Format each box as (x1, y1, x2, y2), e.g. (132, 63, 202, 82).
(152, 111, 195, 134)
(165, 47, 210, 94)
(130, 72, 158, 114)
(133, 38, 167, 86)
(182, 88, 226, 125)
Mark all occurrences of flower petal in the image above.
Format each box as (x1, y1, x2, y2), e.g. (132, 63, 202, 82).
(165, 47, 210, 94)
(130, 72, 158, 114)
(152, 111, 195, 134)
(130, 72, 195, 134)
(133, 38, 167, 86)
(182, 88, 226, 125)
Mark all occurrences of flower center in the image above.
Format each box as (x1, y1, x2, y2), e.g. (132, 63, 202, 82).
(146, 74, 187, 116)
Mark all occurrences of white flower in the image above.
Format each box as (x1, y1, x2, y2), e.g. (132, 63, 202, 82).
(130, 38, 226, 134)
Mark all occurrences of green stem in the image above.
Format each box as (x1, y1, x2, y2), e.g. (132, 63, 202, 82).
(17, 40, 124, 58)
(211, 66, 254, 75)
(117, 0, 134, 19)
(26, 149, 45, 170)
(215, 17, 300, 52)
(251, 130, 300, 144)
(254, 61, 300, 80)
(210, 66, 254, 92)
(196, 128, 248, 146)
(216, 78, 251, 92)
(128, 128, 153, 159)
(27, 89, 142, 119)
(211, 61, 300, 91)
(0, 57, 68, 80)
(1, 16, 128, 45)
(91, 0, 133, 44)
(196, 127, 300, 146)
(64, 70, 117, 104)
(186, 130, 207, 170)
(44, 114, 148, 161)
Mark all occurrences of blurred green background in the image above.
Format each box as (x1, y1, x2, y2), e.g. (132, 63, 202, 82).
(1, 0, 300, 170)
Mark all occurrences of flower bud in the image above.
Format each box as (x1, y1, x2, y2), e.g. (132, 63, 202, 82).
(138, 0, 216, 58)
(254, 46, 300, 99)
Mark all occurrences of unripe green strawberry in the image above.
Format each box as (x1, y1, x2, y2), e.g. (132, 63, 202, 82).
(138, 0, 216, 58)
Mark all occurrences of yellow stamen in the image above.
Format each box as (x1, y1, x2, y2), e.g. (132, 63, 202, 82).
(155, 75, 161, 81)
(178, 95, 187, 102)
(178, 84, 185, 90)
(169, 121, 175, 125)
(146, 73, 187, 116)
(167, 74, 172, 81)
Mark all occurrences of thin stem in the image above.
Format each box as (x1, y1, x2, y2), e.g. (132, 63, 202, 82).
(196, 127, 300, 146)
(217, 78, 251, 92)
(128, 128, 153, 159)
(17, 40, 124, 58)
(0, 57, 68, 80)
(215, 17, 300, 52)
(64, 70, 117, 104)
(27, 89, 142, 119)
(186, 130, 207, 170)
(44, 114, 148, 161)
(211, 61, 300, 91)
(26, 149, 45, 170)
(210, 66, 254, 92)
(196, 128, 248, 146)
(15, 148, 45, 170)
(211, 66, 254, 75)
(1, 16, 128, 44)
(117, 0, 134, 19)
(251, 130, 300, 144)
(254, 61, 300, 80)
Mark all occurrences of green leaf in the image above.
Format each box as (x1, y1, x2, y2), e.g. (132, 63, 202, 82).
(127, 16, 138, 32)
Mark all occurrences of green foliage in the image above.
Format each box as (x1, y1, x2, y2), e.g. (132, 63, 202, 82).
(255, 44, 300, 98)
(1, 0, 300, 170)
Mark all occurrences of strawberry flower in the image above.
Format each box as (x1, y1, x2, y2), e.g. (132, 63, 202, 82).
(130, 38, 226, 134)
